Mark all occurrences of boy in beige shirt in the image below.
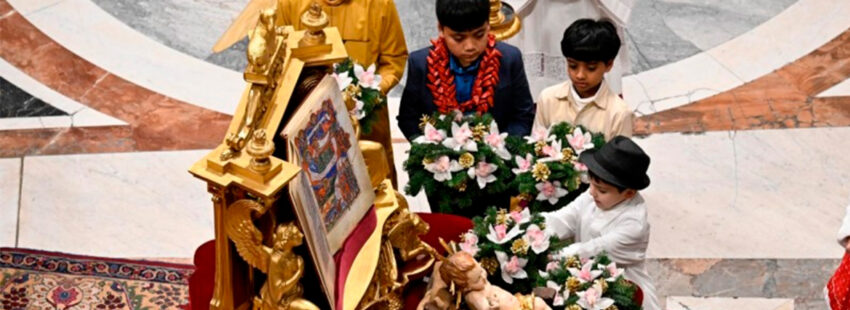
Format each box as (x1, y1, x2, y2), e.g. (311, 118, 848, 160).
(534, 19, 633, 140)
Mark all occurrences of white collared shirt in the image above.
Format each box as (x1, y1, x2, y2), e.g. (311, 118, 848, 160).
(544, 191, 660, 310)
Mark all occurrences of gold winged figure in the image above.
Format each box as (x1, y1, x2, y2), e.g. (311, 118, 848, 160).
(224, 199, 319, 310)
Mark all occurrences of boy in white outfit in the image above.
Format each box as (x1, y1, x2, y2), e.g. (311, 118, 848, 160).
(544, 136, 659, 310)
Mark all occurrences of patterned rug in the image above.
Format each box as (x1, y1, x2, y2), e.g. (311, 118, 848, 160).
(0, 248, 193, 309)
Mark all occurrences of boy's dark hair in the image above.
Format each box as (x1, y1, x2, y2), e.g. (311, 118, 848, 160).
(588, 170, 627, 192)
(436, 0, 490, 32)
(561, 19, 621, 62)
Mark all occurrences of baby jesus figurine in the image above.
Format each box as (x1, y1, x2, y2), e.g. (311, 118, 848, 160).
(418, 251, 551, 310)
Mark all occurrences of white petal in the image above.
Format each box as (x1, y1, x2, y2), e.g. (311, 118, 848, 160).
(512, 269, 528, 279)
(597, 298, 615, 310)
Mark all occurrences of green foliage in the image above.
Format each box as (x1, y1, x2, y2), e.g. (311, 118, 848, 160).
(333, 58, 387, 134)
(404, 112, 513, 214)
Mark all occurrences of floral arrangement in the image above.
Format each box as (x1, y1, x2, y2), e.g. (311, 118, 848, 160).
(538, 253, 641, 310)
(404, 112, 514, 213)
(509, 123, 605, 213)
(332, 58, 387, 134)
(459, 207, 570, 294)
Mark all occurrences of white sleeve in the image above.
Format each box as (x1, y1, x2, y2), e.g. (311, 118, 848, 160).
(575, 217, 648, 266)
(838, 203, 850, 247)
(543, 192, 591, 240)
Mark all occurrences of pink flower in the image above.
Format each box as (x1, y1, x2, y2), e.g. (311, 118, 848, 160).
(495, 251, 528, 284)
(525, 125, 554, 144)
(442, 122, 478, 152)
(568, 127, 595, 154)
(485, 123, 511, 159)
(536, 181, 568, 205)
(413, 123, 446, 144)
(486, 223, 523, 244)
(354, 64, 381, 89)
(467, 160, 498, 189)
(424, 155, 462, 182)
(508, 208, 531, 225)
(568, 260, 603, 283)
(523, 224, 550, 254)
(512, 154, 534, 175)
(459, 230, 480, 256)
(600, 262, 625, 282)
(538, 140, 564, 162)
(546, 261, 561, 272)
(577, 283, 614, 310)
(504, 256, 523, 274)
(495, 224, 507, 240)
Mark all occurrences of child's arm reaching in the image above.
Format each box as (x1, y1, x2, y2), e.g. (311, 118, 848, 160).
(543, 192, 592, 240)
(558, 217, 648, 266)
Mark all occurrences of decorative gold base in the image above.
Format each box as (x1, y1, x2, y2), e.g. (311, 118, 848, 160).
(489, 0, 522, 41)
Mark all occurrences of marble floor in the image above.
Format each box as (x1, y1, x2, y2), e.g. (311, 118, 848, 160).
(2, 0, 850, 308)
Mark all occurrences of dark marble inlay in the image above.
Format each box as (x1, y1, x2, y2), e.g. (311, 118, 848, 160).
(0, 76, 67, 118)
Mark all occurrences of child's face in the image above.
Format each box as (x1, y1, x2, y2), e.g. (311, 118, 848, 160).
(439, 23, 490, 67)
(566, 58, 613, 98)
(588, 177, 635, 210)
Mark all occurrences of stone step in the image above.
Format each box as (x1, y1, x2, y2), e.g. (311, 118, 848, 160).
(667, 296, 794, 310)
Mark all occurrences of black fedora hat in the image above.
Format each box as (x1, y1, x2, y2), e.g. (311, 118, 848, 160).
(578, 136, 650, 190)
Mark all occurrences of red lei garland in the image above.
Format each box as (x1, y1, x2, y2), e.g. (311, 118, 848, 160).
(426, 34, 502, 114)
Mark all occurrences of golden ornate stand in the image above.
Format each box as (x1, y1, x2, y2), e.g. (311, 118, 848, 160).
(490, 0, 521, 41)
(190, 2, 432, 310)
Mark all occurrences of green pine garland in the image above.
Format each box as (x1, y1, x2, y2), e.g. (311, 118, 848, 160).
(403, 112, 513, 213)
(509, 122, 606, 213)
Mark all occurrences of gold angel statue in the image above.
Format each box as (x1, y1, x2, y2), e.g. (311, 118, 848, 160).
(224, 200, 319, 310)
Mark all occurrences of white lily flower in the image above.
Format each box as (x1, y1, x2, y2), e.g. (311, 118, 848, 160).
(537, 140, 564, 163)
(508, 208, 531, 225)
(576, 283, 615, 310)
(485, 122, 511, 159)
(546, 281, 566, 306)
(332, 72, 353, 91)
(413, 123, 446, 144)
(351, 99, 366, 120)
(495, 251, 528, 284)
(512, 153, 534, 175)
(459, 230, 480, 257)
(525, 125, 555, 144)
(486, 223, 524, 244)
(600, 262, 625, 282)
(568, 127, 595, 154)
(354, 64, 381, 89)
(536, 181, 569, 205)
(442, 122, 478, 152)
(424, 155, 463, 182)
(467, 160, 498, 189)
(568, 260, 603, 284)
(523, 224, 550, 254)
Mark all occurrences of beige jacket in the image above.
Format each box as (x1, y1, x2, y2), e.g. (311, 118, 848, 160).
(534, 80, 633, 140)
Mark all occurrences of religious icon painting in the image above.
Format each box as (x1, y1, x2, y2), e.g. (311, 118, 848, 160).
(283, 74, 374, 305)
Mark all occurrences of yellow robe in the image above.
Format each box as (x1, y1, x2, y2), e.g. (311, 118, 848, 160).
(277, 0, 408, 184)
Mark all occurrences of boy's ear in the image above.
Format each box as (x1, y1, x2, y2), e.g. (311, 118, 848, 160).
(604, 59, 615, 73)
(438, 23, 445, 37)
(623, 189, 637, 199)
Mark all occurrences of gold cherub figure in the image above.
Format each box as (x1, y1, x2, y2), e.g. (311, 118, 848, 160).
(224, 200, 318, 310)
